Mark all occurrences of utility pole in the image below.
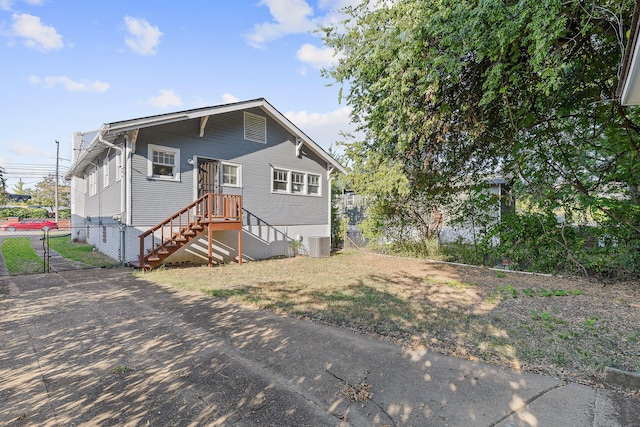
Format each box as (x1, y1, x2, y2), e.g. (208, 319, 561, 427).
(55, 140, 59, 224)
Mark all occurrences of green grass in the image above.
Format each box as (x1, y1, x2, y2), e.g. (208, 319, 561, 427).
(1, 238, 44, 274)
(47, 235, 117, 267)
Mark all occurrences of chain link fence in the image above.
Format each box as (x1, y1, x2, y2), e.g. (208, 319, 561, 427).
(0, 224, 123, 276)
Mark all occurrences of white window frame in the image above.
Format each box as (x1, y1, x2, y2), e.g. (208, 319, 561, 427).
(244, 112, 267, 144)
(88, 167, 97, 196)
(103, 157, 110, 188)
(270, 166, 322, 196)
(272, 168, 289, 193)
(148, 144, 180, 181)
(291, 171, 305, 194)
(221, 162, 242, 187)
(307, 173, 321, 195)
(115, 152, 122, 182)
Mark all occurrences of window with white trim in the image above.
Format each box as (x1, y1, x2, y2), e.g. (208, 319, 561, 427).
(222, 163, 241, 187)
(291, 172, 305, 194)
(148, 144, 180, 181)
(115, 152, 122, 182)
(271, 167, 322, 196)
(88, 167, 97, 196)
(307, 173, 320, 195)
(273, 168, 288, 192)
(244, 112, 267, 143)
(103, 157, 109, 188)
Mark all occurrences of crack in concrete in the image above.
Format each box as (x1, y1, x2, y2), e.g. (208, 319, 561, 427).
(488, 381, 567, 427)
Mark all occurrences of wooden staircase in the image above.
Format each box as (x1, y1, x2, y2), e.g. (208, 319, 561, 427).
(130, 193, 243, 269)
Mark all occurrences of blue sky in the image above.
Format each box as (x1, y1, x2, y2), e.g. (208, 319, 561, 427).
(0, 0, 356, 190)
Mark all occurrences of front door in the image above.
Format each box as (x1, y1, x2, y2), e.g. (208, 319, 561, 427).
(198, 158, 220, 198)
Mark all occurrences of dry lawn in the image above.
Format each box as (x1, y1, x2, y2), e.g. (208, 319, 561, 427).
(137, 250, 640, 389)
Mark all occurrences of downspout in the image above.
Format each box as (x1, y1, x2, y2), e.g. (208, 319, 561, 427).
(327, 166, 335, 246)
(98, 134, 127, 265)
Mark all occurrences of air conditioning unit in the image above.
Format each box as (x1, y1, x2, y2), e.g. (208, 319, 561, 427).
(309, 236, 330, 258)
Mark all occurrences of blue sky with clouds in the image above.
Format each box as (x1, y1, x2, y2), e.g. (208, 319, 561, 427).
(0, 0, 356, 190)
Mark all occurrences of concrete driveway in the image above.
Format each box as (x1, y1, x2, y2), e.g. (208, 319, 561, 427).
(1, 269, 638, 426)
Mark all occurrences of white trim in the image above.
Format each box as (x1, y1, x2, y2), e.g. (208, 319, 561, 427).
(221, 161, 242, 188)
(103, 157, 110, 188)
(88, 167, 97, 196)
(115, 152, 122, 182)
(147, 144, 180, 181)
(270, 166, 322, 197)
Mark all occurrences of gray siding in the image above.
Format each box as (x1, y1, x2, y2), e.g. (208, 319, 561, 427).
(79, 150, 122, 223)
(130, 108, 329, 229)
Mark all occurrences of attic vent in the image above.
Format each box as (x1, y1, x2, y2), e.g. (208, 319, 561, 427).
(244, 112, 267, 143)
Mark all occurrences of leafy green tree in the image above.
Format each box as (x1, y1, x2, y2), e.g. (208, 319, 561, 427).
(322, 0, 639, 273)
(31, 175, 70, 212)
(12, 179, 31, 195)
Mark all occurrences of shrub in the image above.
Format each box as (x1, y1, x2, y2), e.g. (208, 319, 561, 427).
(0, 207, 49, 220)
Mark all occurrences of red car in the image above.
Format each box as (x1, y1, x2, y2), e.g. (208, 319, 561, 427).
(0, 219, 58, 231)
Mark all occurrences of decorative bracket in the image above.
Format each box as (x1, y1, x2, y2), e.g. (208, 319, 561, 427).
(296, 138, 304, 157)
(200, 116, 209, 138)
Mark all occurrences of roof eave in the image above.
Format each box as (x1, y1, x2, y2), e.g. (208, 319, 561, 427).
(64, 98, 346, 178)
(618, 1, 640, 105)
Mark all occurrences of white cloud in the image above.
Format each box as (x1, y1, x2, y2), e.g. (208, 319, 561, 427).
(285, 106, 355, 150)
(222, 93, 240, 103)
(28, 75, 109, 93)
(296, 43, 342, 69)
(124, 16, 162, 55)
(9, 141, 38, 156)
(148, 89, 182, 108)
(1, 0, 43, 11)
(11, 13, 63, 51)
(247, 0, 316, 48)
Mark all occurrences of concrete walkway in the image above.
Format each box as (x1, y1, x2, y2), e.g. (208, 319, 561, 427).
(0, 269, 638, 426)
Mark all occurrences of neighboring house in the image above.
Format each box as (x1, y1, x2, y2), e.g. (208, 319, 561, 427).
(618, 1, 640, 105)
(438, 178, 514, 244)
(63, 98, 345, 268)
(340, 178, 514, 246)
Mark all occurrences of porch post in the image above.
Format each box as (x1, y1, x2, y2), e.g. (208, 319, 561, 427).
(208, 225, 213, 267)
(238, 229, 243, 265)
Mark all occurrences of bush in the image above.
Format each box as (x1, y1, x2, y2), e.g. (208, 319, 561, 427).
(370, 238, 442, 260)
(481, 212, 572, 273)
(480, 213, 639, 279)
(0, 207, 49, 220)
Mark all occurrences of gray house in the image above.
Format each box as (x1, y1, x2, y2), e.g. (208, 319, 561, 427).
(63, 98, 345, 268)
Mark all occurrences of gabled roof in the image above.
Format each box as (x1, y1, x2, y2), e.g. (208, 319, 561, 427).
(64, 98, 345, 179)
(618, 1, 640, 105)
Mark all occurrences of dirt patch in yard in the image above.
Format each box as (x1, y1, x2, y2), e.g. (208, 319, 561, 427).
(140, 250, 640, 391)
